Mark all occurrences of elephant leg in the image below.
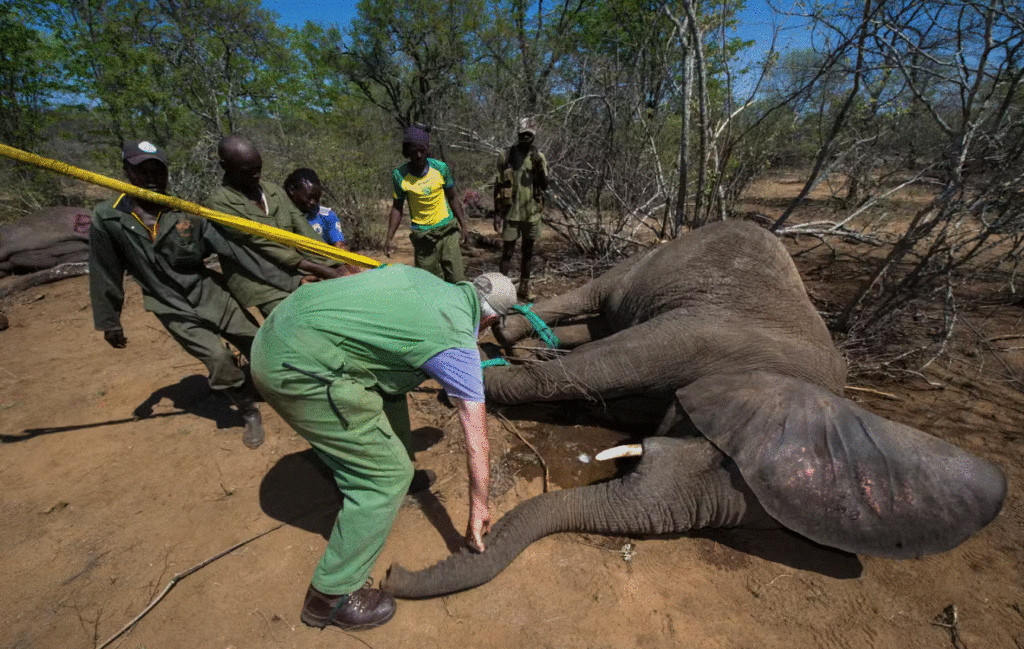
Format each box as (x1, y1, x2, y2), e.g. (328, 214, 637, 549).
(533, 315, 611, 349)
(485, 312, 691, 404)
(547, 322, 594, 348)
(494, 285, 603, 346)
(495, 245, 658, 345)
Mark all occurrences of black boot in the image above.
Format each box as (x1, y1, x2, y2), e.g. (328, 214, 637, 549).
(226, 386, 265, 449)
(517, 277, 531, 301)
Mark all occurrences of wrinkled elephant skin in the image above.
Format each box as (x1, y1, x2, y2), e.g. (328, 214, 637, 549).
(0, 207, 92, 277)
(383, 221, 1007, 599)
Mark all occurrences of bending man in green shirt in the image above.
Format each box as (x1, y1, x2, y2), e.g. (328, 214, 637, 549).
(250, 265, 517, 630)
(89, 141, 294, 448)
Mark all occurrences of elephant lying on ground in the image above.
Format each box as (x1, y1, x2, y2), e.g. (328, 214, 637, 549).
(383, 220, 1007, 598)
(0, 206, 92, 277)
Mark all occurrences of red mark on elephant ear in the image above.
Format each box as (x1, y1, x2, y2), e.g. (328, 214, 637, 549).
(175, 220, 192, 235)
(73, 212, 92, 235)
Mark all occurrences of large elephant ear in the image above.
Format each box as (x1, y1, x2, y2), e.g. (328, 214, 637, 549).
(676, 371, 1007, 559)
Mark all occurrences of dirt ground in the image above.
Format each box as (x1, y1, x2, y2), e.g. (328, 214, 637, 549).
(1, 211, 1023, 649)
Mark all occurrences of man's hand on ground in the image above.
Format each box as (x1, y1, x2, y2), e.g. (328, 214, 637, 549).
(466, 500, 491, 553)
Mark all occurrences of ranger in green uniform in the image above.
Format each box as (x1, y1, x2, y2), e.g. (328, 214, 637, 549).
(89, 141, 293, 448)
(494, 118, 549, 300)
(206, 134, 346, 316)
(250, 265, 517, 631)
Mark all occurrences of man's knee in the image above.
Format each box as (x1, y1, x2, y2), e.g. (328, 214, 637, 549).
(375, 459, 414, 499)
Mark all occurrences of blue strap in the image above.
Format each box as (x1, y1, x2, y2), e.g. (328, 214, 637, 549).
(481, 357, 510, 368)
(511, 303, 560, 349)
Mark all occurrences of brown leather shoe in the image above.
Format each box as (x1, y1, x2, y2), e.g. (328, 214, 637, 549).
(300, 583, 396, 630)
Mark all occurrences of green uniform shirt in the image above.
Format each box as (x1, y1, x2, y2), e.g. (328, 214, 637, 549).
(205, 181, 308, 308)
(258, 264, 480, 396)
(88, 194, 291, 331)
(504, 149, 548, 223)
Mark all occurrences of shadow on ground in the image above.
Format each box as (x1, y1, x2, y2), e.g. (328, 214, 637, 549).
(132, 374, 242, 428)
(259, 427, 466, 554)
(2, 374, 237, 442)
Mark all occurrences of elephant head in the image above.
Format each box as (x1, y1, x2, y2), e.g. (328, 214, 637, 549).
(0, 206, 92, 276)
(383, 221, 1007, 598)
(384, 405, 1005, 598)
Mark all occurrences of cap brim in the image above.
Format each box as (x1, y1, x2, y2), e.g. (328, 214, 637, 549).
(124, 153, 167, 166)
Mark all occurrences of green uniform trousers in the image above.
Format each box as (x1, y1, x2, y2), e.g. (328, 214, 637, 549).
(501, 218, 543, 242)
(254, 296, 287, 318)
(251, 349, 415, 595)
(410, 221, 465, 284)
(155, 300, 259, 391)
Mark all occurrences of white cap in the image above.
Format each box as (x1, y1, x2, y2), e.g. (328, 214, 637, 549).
(518, 118, 538, 136)
(473, 272, 517, 317)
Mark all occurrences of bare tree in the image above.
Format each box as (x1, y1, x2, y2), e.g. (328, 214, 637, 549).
(760, 0, 1023, 364)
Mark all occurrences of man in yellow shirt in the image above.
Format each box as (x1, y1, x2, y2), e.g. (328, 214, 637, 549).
(384, 126, 468, 283)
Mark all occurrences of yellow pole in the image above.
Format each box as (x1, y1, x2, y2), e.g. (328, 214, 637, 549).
(0, 142, 382, 269)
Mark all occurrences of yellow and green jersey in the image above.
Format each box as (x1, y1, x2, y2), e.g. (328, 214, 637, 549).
(392, 158, 455, 229)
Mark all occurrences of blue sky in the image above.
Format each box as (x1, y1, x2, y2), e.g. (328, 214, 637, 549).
(260, 0, 805, 91)
(261, 0, 804, 51)
(260, 0, 359, 28)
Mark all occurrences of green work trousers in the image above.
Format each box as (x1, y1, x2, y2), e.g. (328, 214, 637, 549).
(410, 221, 465, 284)
(252, 355, 415, 595)
(156, 305, 259, 391)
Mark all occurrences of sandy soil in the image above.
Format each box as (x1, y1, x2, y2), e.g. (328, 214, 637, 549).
(1, 218, 1023, 649)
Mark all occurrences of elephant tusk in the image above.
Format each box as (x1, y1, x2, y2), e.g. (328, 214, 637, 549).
(595, 444, 643, 461)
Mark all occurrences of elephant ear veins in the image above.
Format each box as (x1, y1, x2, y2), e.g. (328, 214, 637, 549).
(675, 372, 1007, 559)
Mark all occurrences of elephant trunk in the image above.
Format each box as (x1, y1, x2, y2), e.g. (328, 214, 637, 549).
(383, 438, 766, 598)
(385, 486, 613, 598)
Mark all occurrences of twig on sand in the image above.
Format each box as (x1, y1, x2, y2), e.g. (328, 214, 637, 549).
(495, 412, 549, 493)
(986, 333, 1024, 343)
(930, 604, 968, 649)
(97, 523, 285, 649)
(844, 385, 899, 400)
(334, 630, 377, 648)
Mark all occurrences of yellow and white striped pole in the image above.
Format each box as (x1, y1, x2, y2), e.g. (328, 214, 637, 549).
(0, 142, 382, 269)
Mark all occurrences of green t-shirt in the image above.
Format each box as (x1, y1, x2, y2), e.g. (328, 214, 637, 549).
(257, 263, 480, 395)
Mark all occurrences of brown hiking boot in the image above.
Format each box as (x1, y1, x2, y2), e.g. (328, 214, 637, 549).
(300, 583, 396, 631)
